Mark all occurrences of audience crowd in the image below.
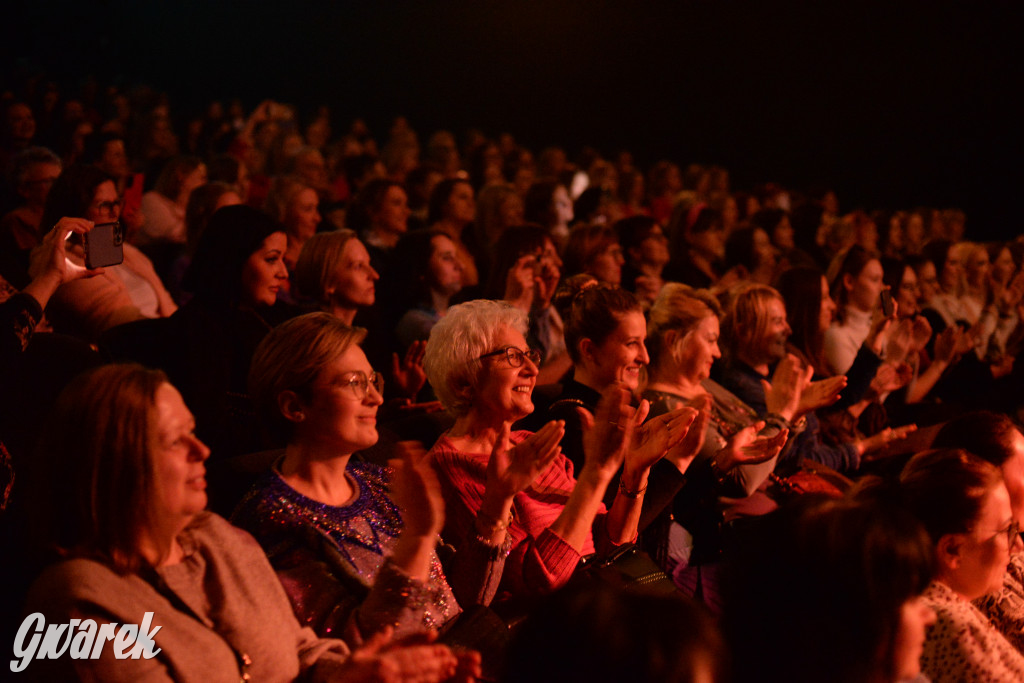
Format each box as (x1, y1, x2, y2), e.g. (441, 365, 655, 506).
(2, 77, 1024, 682)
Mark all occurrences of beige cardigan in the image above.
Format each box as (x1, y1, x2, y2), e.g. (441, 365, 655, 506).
(22, 512, 352, 682)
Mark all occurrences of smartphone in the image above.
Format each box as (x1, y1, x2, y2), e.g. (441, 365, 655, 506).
(529, 254, 543, 278)
(84, 221, 124, 269)
(880, 289, 895, 318)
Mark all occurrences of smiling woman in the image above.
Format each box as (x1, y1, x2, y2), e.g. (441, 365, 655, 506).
(22, 364, 357, 681)
(234, 312, 503, 657)
(544, 283, 648, 473)
(423, 299, 694, 601)
(22, 363, 469, 682)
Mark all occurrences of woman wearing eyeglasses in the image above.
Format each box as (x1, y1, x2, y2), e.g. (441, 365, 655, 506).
(232, 312, 499, 662)
(423, 299, 696, 600)
(899, 448, 1024, 681)
(42, 164, 176, 340)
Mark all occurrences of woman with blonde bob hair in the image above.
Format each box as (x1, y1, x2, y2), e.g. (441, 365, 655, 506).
(293, 229, 379, 325)
(645, 283, 792, 493)
(424, 299, 697, 601)
(233, 312, 499, 664)
(25, 363, 463, 681)
(643, 283, 793, 594)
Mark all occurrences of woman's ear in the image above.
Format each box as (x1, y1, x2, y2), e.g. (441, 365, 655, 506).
(936, 533, 964, 572)
(579, 337, 596, 364)
(661, 329, 680, 363)
(453, 374, 475, 405)
(278, 390, 307, 424)
(843, 272, 856, 293)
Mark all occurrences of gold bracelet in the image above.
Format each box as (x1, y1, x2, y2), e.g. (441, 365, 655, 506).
(476, 508, 513, 534)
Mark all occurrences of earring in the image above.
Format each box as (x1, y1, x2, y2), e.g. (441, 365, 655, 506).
(296, 412, 305, 421)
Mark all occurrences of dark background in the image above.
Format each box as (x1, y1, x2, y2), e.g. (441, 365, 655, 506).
(4, 1, 1022, 238)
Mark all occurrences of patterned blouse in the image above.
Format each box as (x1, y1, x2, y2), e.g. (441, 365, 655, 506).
(974, 552, 1024, 654)
(921, 580, 1024, 682)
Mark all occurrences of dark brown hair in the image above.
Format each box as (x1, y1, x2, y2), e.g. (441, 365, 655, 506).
(563, 223, 618, 281)
(934, 412, 1023, 468)
(36, 364, 167, 574)
(899, 448, 1003, 544)
(776, 266, 827, 373)
(723, 495, 933, 683)
(560, 282, 642, 364)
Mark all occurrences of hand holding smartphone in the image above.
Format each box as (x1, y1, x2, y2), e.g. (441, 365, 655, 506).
(880, 289, 895, 318)
(84, 221, 124, 269)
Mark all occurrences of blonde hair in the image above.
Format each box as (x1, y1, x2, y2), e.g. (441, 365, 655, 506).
(248, 312, 367, 441)
(646, 283, 721, 369)
(293, 229, 360, 305)
(720, 283, 784, 365)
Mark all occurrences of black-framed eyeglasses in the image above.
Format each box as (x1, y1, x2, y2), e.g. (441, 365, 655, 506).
(340, 371, 384, 400)
(479, 346, 541, 368)
(999, 520, 1022, 551)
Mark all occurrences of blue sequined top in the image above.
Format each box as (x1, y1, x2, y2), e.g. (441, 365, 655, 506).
(232, 460, 459, 642)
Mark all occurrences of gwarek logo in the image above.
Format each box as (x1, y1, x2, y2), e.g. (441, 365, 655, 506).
(10, 612, 161, 673)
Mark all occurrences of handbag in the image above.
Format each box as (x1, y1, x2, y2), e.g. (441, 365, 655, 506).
(769, 460, 851, 500)
(574, 542, 680, 597)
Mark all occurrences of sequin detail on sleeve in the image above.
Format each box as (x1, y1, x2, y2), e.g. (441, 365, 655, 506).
(232, 460, 459, 638)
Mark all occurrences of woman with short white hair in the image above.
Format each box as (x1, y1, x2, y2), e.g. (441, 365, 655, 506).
(424, 299, 695, 599)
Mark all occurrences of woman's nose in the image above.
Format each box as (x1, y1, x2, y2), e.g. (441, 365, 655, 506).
(366, 382, 385, 406)
(189, 435, 211, 461)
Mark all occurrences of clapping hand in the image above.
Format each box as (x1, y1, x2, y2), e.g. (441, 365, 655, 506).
(626, 405, 698, 473)
(909, 316, 933, 353)
(715, 422, 788, 470)
(343, 627, 480, 683)
(857, 424, 918, 459)
(664, 394, 711, 474)
(389, 441, 446, 539)
(885, 318, 915, 364)
(798, 375, 846, 415)
(579, 384, 642, 481)
(391, 340, 428, 399)
(486, 421, 565, 499)
(762, 354, 805, 421)
(869, 361, 912, 396)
